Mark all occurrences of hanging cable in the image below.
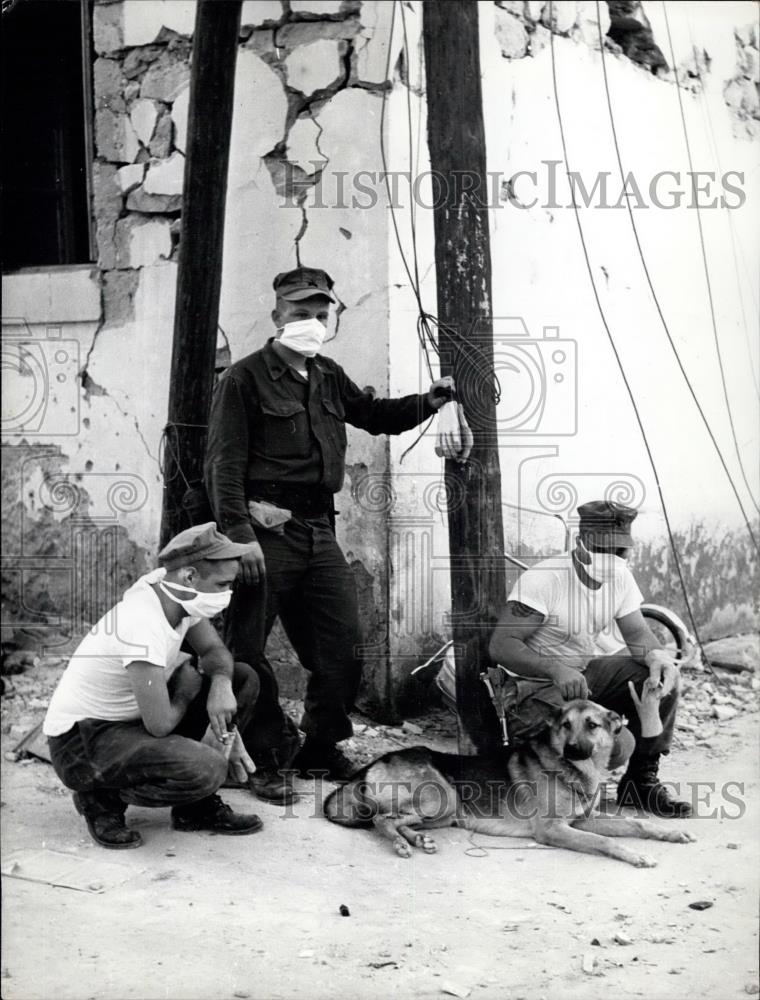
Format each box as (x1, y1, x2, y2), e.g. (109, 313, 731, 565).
(547, 2, 719, 680)
(594, 1, 759, 552)
(378, 1, 502, 407)
(379, 3, 432, 359)
(661, 1, 760, 517)
(683, 14, 760, 397)
(159, 421, 207, 494)
(399, 2, 423, 312)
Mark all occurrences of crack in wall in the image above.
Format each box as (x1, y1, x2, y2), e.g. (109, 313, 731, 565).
(311, 112, 328, 162)
(80, 319, 106, 389)
(78, 271, 107, 391)
(80, 371, 159, 467)
(106, 391, 159, 465)
(293, 203, 309, 266)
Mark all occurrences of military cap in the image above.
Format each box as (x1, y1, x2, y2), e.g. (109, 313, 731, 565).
(273, 266, 335, 303)
(577, 500, 638, 547)
(158, 522, 254, 571)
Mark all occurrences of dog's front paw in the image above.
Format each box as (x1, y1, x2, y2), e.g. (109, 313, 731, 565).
(393, 838, 412, 858)
(670, 829, 696, 844)
(653, 826, 696, 844)
(631, 852, 657, 868)
(415, 834, 437, 854)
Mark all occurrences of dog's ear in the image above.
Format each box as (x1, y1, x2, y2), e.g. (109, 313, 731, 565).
(606, 710, 623, 734)
(549, 703, 567, 724)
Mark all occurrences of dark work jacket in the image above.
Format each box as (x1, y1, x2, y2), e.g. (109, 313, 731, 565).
(204, 339, 435, 543)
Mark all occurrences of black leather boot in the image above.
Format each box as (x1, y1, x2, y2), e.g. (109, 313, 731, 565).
(616, 756, 693, 818)
(291, 739, 356, 782)
(249, 749, 299, 805)
(73, 791, 143, 849)
(171, 795, 263, 835)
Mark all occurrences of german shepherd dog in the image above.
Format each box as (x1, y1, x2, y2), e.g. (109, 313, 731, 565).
(324, 700, 695, 867)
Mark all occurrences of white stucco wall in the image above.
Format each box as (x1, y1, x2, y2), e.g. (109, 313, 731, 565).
(478, 0, 759, 551)
(2, 265, 167, 551)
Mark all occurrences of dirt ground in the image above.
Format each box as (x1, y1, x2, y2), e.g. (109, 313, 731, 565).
(1, 657, 759, 1000)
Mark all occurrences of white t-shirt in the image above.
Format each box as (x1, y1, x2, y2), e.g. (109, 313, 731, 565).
(43, 568, 201, 737)
(506, 553, 644, 669)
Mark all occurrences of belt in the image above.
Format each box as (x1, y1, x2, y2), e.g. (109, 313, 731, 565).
(247, 480, 334, 519)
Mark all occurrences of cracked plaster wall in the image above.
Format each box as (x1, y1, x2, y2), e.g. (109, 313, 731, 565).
(2, 0, 422, 714)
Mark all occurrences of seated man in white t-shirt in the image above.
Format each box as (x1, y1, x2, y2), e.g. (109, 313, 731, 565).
(489, 500, 691, 819)
(44, 523, 264, 849)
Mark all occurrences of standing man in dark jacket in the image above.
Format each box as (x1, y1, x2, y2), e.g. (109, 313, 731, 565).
(205, 266, 453, 797)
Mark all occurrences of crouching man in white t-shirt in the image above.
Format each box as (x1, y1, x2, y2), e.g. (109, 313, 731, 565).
(489, 500, 692, 819)
(44, 523, 265, 849)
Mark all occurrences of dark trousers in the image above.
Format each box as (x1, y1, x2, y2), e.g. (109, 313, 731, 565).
(47, 662, 259, 814)
(506, 655, 679, 768)
(224, 515, 362, 759)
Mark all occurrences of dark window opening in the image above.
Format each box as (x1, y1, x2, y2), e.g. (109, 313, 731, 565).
(2, 0, 94, 270)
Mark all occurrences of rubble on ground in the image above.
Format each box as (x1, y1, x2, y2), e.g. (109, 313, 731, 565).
(2, 635, 758, 764)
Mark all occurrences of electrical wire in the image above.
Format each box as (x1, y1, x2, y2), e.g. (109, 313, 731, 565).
(683, 14, 760, 397)
(547, 2, 719, 680)
(379, 2, 433, 361)
(594, 1, 759, 552)
(159, 421, 207, 493)
(399, 1, 423, 314)
(661, 1, 760, 518)
(378, 1, 502, 405)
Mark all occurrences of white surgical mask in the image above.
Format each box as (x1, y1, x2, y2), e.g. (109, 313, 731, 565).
(578, 538, 626, 584)
(278, 318, 326, 358)
(160, 580, 232, 618)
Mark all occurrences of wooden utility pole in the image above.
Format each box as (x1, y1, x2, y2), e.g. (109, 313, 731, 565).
(160, 0, 242, 547)
(423, 1, 507, 753)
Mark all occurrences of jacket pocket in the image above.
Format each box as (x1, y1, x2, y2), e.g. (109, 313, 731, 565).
(321, 397, 347, 449)
(260, 400, 307, 458)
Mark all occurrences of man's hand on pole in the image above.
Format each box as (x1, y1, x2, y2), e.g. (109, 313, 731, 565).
(427, 375, 455, 410)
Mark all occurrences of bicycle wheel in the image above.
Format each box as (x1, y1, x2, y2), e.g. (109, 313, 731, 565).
(641, 604, 687, 655)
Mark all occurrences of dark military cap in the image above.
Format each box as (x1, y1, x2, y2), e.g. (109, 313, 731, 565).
(158, 522, 254, 571)
(577, 500, 638, 547)
(273, 267, 335, 303)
